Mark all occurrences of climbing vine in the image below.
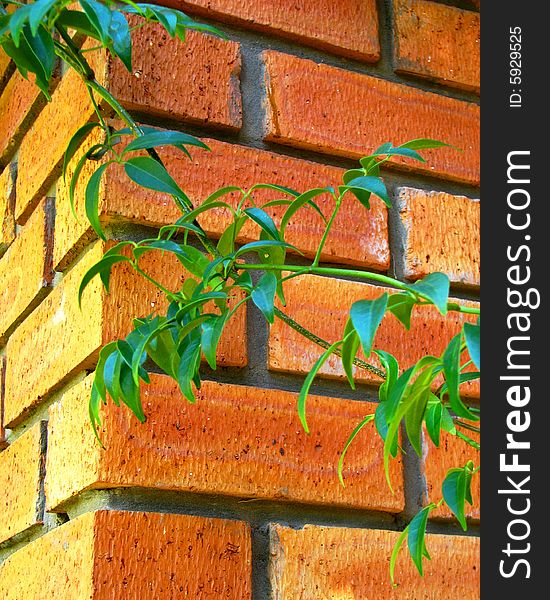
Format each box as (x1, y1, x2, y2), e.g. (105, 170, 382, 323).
(1, 0, 480, 585)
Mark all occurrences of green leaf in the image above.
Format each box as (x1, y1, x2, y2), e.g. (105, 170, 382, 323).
(404, 367, 436, 456)
(410, 272, 450, 315)
(442, 465, 471, 530)
(63, 122, 100, 182)
(108, 10, 132, 71)
(425, 397, 443, 447)
(78, 254, 131, 307)
(247, 183, 299, 197)
(374, 350, 399, 404)
(344, 175, 391, 208)
(134, 241, 209, 278)
(203, 185, 244, 205)
(104, 349, 122, 405)
(201, 314, 228, 369)
(349, 293, 388, 358)
(124, 156, 185, 199)
(119, 361, 146, 422)
(280, 188, 331, 234)
(234, 240, 294, 260)
(85, 162, 110, 240)
(28, 0, 57, 36)
(407, 505, 434, 575)
(244, 207, 281, 241)
(463, 322, 480, 369)
(442, 333, 478, 420)
(399, 138, 452, 151)
(390, 527, 409, 586)
(337, 414, 375, 486)
(123, 130, 209, 155)
(89, 381, 104, 445)
(387, 293, 416, 329)
(57, 9, 102, 39)
(251, 272, 277, 324)
(176, 337, 201, 402)
(217, 216, 247, 255)
(341, 319, 360, 390)
(440, 405, 456, 434)
(7, 4, 32, 46)
(68, 142, 102, 219)
(298, 340, 342, 434)
(374, 402, 398, 457)
(80, 0, 112, 45)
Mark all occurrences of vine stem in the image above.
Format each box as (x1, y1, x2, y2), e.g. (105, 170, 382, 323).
(238, 264, 480, 315)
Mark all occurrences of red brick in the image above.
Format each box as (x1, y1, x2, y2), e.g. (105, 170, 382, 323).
(270, 524, 480, 598)
(0, 164, 16, 255)
(45, 374, 404, 512)
(0, 197, 54, 342)
(55, 133, 389, 271)
(423, 427, 480, 522)
(0, 510, 252, 599)
(0, 71, 44, 168)
(398, 187, 480, 288)
(393, 0, 480, 93)
(264, 51, 480, 185)
(4, 241, 246, 427)
(107, 22, 241, 128)
(16, 28, 241, 223)
(0, 422, 45, 544)
(268, 274, 479, 397)
(164, 0, 380, 62)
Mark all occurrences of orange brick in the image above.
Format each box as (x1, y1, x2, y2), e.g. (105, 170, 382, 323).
(0, 510, 252, 599)
(16, 28, 241, 223)
(0, 71, 44, 168)
(0, 422, 45, 544)
(108, 22, 241, 129)
(165, 0, 380, 62)
(0, 164, 16, 254)
(0, 197, 54, 342)
(264, 51, 480, 185)
(0, 49, 11, 86)
(4, 242, 247, 427)
(423, 428, 480, 522)
(45, 374, 403, 512)
(55, 134, 389, 271)
(393, 0, 480, 93)
(270, 524, 480, 598)
(398, 187, 480, 288)
(268, 274, 479, 397)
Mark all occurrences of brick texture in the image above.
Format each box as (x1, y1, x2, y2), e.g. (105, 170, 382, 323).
(393, 0, 480, 93)
(55, 133, 389, 271)
(0, 71, 44, 168)
(0, 510, 252, 599)
(0, 355, 6, 450)
(0, 164, 16, 255)
(0, 49, 11, 87)
(269, 274, 479, 397)
(0, 422, 45, 544)
(46, 374, 404, 512)
(270, 524, 480, 598)
(423, 427, 480, 522)
(3, 242, 247, 427)
(16, 27, 241, 224)
(398, 187, 480, 288)
(165, 0, 380, 62)
(264, 51, 480, 185)
(0, 197, 54, 342)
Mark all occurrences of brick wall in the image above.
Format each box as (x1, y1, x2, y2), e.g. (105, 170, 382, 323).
(0, 0, 480, 597)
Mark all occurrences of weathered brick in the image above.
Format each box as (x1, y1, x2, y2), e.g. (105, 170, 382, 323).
(0, 71, 44, 168)
(165, 0, 379, 62)
(0, 49, 11, 87)
(398, 187, 480, 288)
(393, 0, 480, 93)
(0, 164, 16, 255)
(270, 524, 480, 598)
(55, 133, 389, 271)
(46, 374, 403, 512)
(108, 22, 241, 128)
(0, 422, 45, 544)
(264, 51, 480, 185)
(423, 427, 480, 522)
(0, 510, 252, 599)
(0, 197, 54, 342)
(268, 274, 479, 397)
(4, 241, 246, 427)
(16, 28, 241, 223)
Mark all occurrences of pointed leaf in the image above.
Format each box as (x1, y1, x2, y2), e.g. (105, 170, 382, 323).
(463, 322, 480, 369)
(80, 0, 112, 44)
(341, 319, 360, 390)
(251, 272, 277, 324)
(85, 162, 109, 240)
(123, 130, 209, 154)
(399, 138, 452, 151)
(407, 505, 435, 575)
(63, 122, 101, 182)
(337, 414, 375, 486)
(201, 314, 228, 369)
(442, 333, 478, 420)
(410, 272, 449, 315)
(387, 293, 416, 329)
(442, 467, 469, 530)
(350, 293, 388, 358)
(108, 10, 132, 71)
(124, 156, 185, 199)
(244, 207, 281, 241)
(345, 175, 391, 207)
